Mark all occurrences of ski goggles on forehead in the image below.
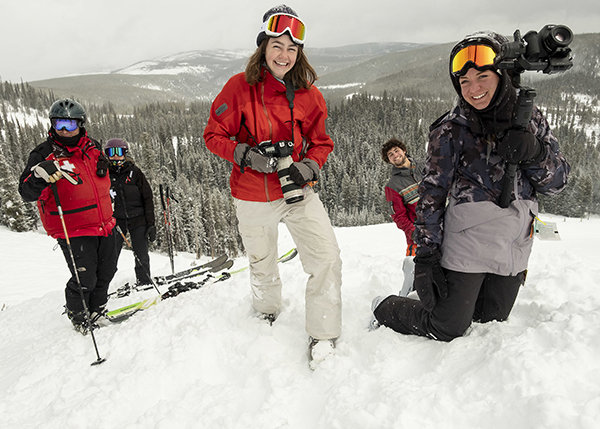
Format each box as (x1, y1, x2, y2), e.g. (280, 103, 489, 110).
(105, 147, 127, 157)
(52, 118, 80, 132)
(261, 13, 306, 44)
(451, 44, 497, 75)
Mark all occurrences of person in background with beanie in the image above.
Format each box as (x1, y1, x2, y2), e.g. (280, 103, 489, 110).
(18, 99, 117, 335)
(105, 138, 156, 286)
(203, 4, 342, 369)
(381, 138, 423, 298)
(371, 31, 570, 340)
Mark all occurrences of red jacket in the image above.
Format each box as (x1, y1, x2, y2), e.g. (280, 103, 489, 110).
(20, 135, 115, 239)
(385, 160, 422, 256)
(203, 69, 334, 202)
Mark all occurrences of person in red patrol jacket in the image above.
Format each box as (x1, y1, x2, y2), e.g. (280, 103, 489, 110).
(19, 99, 118, 335)
(204, 4, 342, 369)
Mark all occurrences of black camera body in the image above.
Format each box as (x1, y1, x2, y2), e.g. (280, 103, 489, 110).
(495, 25, 573, 74)
(258, 140, 304, 204)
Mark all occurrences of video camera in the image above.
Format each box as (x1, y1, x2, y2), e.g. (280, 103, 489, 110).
(496, 25, 574, 209)
(494, 24, 573, 74)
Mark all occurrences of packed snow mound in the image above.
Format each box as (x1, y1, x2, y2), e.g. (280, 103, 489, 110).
(1, 217, 599, 428)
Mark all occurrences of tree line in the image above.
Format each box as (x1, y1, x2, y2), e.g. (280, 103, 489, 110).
(1, 79, 598, 259)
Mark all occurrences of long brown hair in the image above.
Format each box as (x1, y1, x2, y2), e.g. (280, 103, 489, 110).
(244, 38, 318, 90)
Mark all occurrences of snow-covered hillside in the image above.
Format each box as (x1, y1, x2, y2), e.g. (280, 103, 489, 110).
(1, 216, 599, 428)
(113, 50, 252, 76)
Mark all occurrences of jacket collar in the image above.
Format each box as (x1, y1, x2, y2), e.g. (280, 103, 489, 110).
(391, 157, 415, 176)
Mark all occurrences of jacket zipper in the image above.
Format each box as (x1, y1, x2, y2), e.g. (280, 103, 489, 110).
(261, 81, 273, 202)
(80, 145, 107, 231)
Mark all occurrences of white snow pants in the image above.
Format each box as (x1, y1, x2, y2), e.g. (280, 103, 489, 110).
(400, 256, 415, 297)
(234, 188, 342, 340)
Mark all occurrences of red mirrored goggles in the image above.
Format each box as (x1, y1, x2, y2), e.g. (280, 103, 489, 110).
(451, 44, 497, 76)
(52, 118, 80, 132)
(261, 13, 306, 45)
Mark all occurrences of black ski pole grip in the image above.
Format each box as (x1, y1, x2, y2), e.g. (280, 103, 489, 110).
(159, 184, 166, 211)
(499, 84, 536, 209)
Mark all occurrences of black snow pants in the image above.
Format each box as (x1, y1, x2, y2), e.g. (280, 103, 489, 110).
(115, 223, 152, 285)
(59, 231, 118, 315)
(374, 269, 525, 341)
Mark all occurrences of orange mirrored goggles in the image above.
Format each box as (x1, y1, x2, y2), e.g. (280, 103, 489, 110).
(262, 13, 306, 45)
(451, 44, 497, 75)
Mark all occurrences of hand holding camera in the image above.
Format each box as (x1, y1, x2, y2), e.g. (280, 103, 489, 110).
(497, 128, 542, 164)
(234, 143, 277, 174)
(289, 158, 319, 185)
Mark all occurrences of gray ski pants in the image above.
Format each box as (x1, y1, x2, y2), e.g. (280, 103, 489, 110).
(234, 188, 342, 340)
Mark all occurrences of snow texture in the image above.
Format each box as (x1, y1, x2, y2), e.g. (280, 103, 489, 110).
(1, 216, 600, 428)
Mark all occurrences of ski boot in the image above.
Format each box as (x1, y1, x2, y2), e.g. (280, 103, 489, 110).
(308, 336, 336, 370)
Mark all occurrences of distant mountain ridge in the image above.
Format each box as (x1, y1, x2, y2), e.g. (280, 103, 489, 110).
(28, 42, 426, 109)
(27, 35, 600, 111)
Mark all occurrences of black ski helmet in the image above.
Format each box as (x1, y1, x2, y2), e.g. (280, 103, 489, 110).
(48, 98, 87, 124)
(448, 31, 509, 97)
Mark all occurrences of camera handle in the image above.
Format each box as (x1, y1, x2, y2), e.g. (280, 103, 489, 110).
(499, 73, 537, 208)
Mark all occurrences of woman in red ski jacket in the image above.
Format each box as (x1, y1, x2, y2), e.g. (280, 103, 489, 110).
(203, 4, 342, 369)
(19, 99, 117, 334)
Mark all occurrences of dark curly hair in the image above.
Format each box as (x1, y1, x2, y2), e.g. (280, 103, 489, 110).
(381, 138, 408, 164)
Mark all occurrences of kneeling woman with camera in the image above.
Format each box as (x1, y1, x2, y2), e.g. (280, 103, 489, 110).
(203, 5, 341, 368)
(372, 31, 570, 341)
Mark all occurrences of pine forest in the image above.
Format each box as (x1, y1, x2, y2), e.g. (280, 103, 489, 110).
(1, 49, 599, 259)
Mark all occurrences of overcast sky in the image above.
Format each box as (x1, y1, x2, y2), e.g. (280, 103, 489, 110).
(1, 0, 598, 82)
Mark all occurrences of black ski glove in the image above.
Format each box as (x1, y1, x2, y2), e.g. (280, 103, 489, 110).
(233, 143, 277, 174)
(96, 156, 109, 177)
(413, 250, 448, 312)
(497, 128, 542, 164)
(32, 160, 63, 183)
(289, 158, 319, 185)
(145, 225, 157, 242)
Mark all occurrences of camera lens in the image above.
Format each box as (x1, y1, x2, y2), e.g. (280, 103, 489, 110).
(540, 25, 573, 52)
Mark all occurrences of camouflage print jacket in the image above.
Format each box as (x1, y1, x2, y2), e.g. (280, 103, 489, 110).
(414, 104, 570, 275)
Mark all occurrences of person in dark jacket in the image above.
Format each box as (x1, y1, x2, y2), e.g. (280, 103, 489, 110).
(18, 99, 117, 334)
(382, 138, 422, 296)
(371, 31, 570, 340)
(105, 138, 156, 285)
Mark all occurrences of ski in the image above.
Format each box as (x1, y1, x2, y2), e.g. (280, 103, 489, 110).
(223, 247, 298, 277)
(156, 254, 228, 284)
(106, 259, 234, 322)
(105, 248, 297, 323)
(108, 254, 228, 299)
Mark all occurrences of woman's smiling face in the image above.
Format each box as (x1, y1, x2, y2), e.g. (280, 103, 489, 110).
(458, 67, 500, 110)
(264, 34, 298, 80)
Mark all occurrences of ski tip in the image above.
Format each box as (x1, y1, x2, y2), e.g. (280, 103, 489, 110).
(278, 248, 298, 263)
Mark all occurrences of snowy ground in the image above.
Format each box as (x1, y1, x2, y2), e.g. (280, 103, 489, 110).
(1, 215, 599, 429)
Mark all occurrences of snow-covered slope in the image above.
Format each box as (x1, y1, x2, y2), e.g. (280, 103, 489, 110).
(113, 50, 252, 76)
(1, 216, 599, 428)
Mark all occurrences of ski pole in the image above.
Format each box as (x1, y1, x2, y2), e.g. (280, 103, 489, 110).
(166, 186, 176, 264)
(160, 184, 175, 274)
(50, 183, 106, 366)
(115, 225, 162, 295)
